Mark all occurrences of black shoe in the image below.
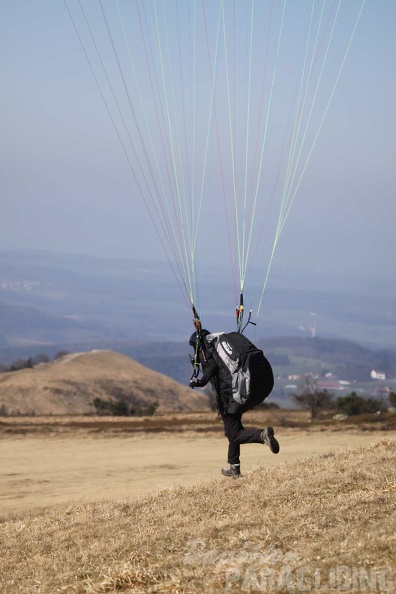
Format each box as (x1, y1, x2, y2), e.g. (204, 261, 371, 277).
(261, 427, 280, 454)
(221, 464, 241, 478)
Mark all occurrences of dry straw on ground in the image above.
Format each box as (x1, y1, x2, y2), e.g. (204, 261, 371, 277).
(1, 438, 395, 593)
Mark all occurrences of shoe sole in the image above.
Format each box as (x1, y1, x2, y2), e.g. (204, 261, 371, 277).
(265, 426, 280, 454)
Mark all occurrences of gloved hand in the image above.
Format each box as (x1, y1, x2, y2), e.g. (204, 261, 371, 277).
(189, 379, 197, 389)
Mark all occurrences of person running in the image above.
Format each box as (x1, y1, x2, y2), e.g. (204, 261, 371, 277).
(189, 329, 279, 478)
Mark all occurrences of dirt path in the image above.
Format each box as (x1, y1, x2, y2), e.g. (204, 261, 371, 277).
(2, 428, 394, 519)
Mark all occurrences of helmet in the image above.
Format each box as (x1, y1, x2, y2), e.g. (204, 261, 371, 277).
(189, 329, 210, 349)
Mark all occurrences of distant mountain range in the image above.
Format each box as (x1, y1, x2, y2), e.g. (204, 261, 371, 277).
(0, 250, 395, 401)
(1, 250, 395, 346)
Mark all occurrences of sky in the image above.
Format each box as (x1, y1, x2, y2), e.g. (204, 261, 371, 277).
(1, 0, 395, 304)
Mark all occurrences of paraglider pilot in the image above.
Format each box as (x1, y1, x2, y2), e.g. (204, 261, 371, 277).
(189, 329, 279, 478)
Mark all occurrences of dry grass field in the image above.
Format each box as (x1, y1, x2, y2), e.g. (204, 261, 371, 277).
(1, 410, 396, 593)
(0, 410, 395, 519)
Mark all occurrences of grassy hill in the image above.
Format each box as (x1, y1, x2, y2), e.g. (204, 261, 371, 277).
(1, 336, 395, 409)
(1, 438, 395, 593)
(0, 350, 209, 415)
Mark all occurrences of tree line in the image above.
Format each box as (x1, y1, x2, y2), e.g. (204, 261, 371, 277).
(292, 376, 396, 419)
(0, 351, 70, 373)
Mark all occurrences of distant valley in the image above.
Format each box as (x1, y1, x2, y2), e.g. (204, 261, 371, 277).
(1, 250, 395, 346)
(1, 250, 395, 407)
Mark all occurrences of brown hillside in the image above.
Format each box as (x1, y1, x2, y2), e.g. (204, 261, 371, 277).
(0, 350, 209, 415)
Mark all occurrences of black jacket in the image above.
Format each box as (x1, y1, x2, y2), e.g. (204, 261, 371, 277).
(194, 340, 220, 405)
(195, 336, 234, 413)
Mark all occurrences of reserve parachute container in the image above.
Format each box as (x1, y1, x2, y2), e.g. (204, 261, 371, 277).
(206, 332, 274, 414)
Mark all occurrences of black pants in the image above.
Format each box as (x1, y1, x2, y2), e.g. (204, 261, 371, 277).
(220, 411, 263, 465)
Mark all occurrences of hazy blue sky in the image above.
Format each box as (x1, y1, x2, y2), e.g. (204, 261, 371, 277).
(1, 0, 395, 302)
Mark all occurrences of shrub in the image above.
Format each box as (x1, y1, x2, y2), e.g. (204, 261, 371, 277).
(259, 401, 280, 409)
(54, 350, 69, 360)
(92, 397, 158, 417)
(291, 376, 334, 419)
(336, 392, 387, 416)
(388, 391, 396, 408)
(291, 390, 334, 418)
(32, 354, 50, 365)
(7, 358, 34, 372)
(3, 355, 51, 372)
(111, 399, 130, 416)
